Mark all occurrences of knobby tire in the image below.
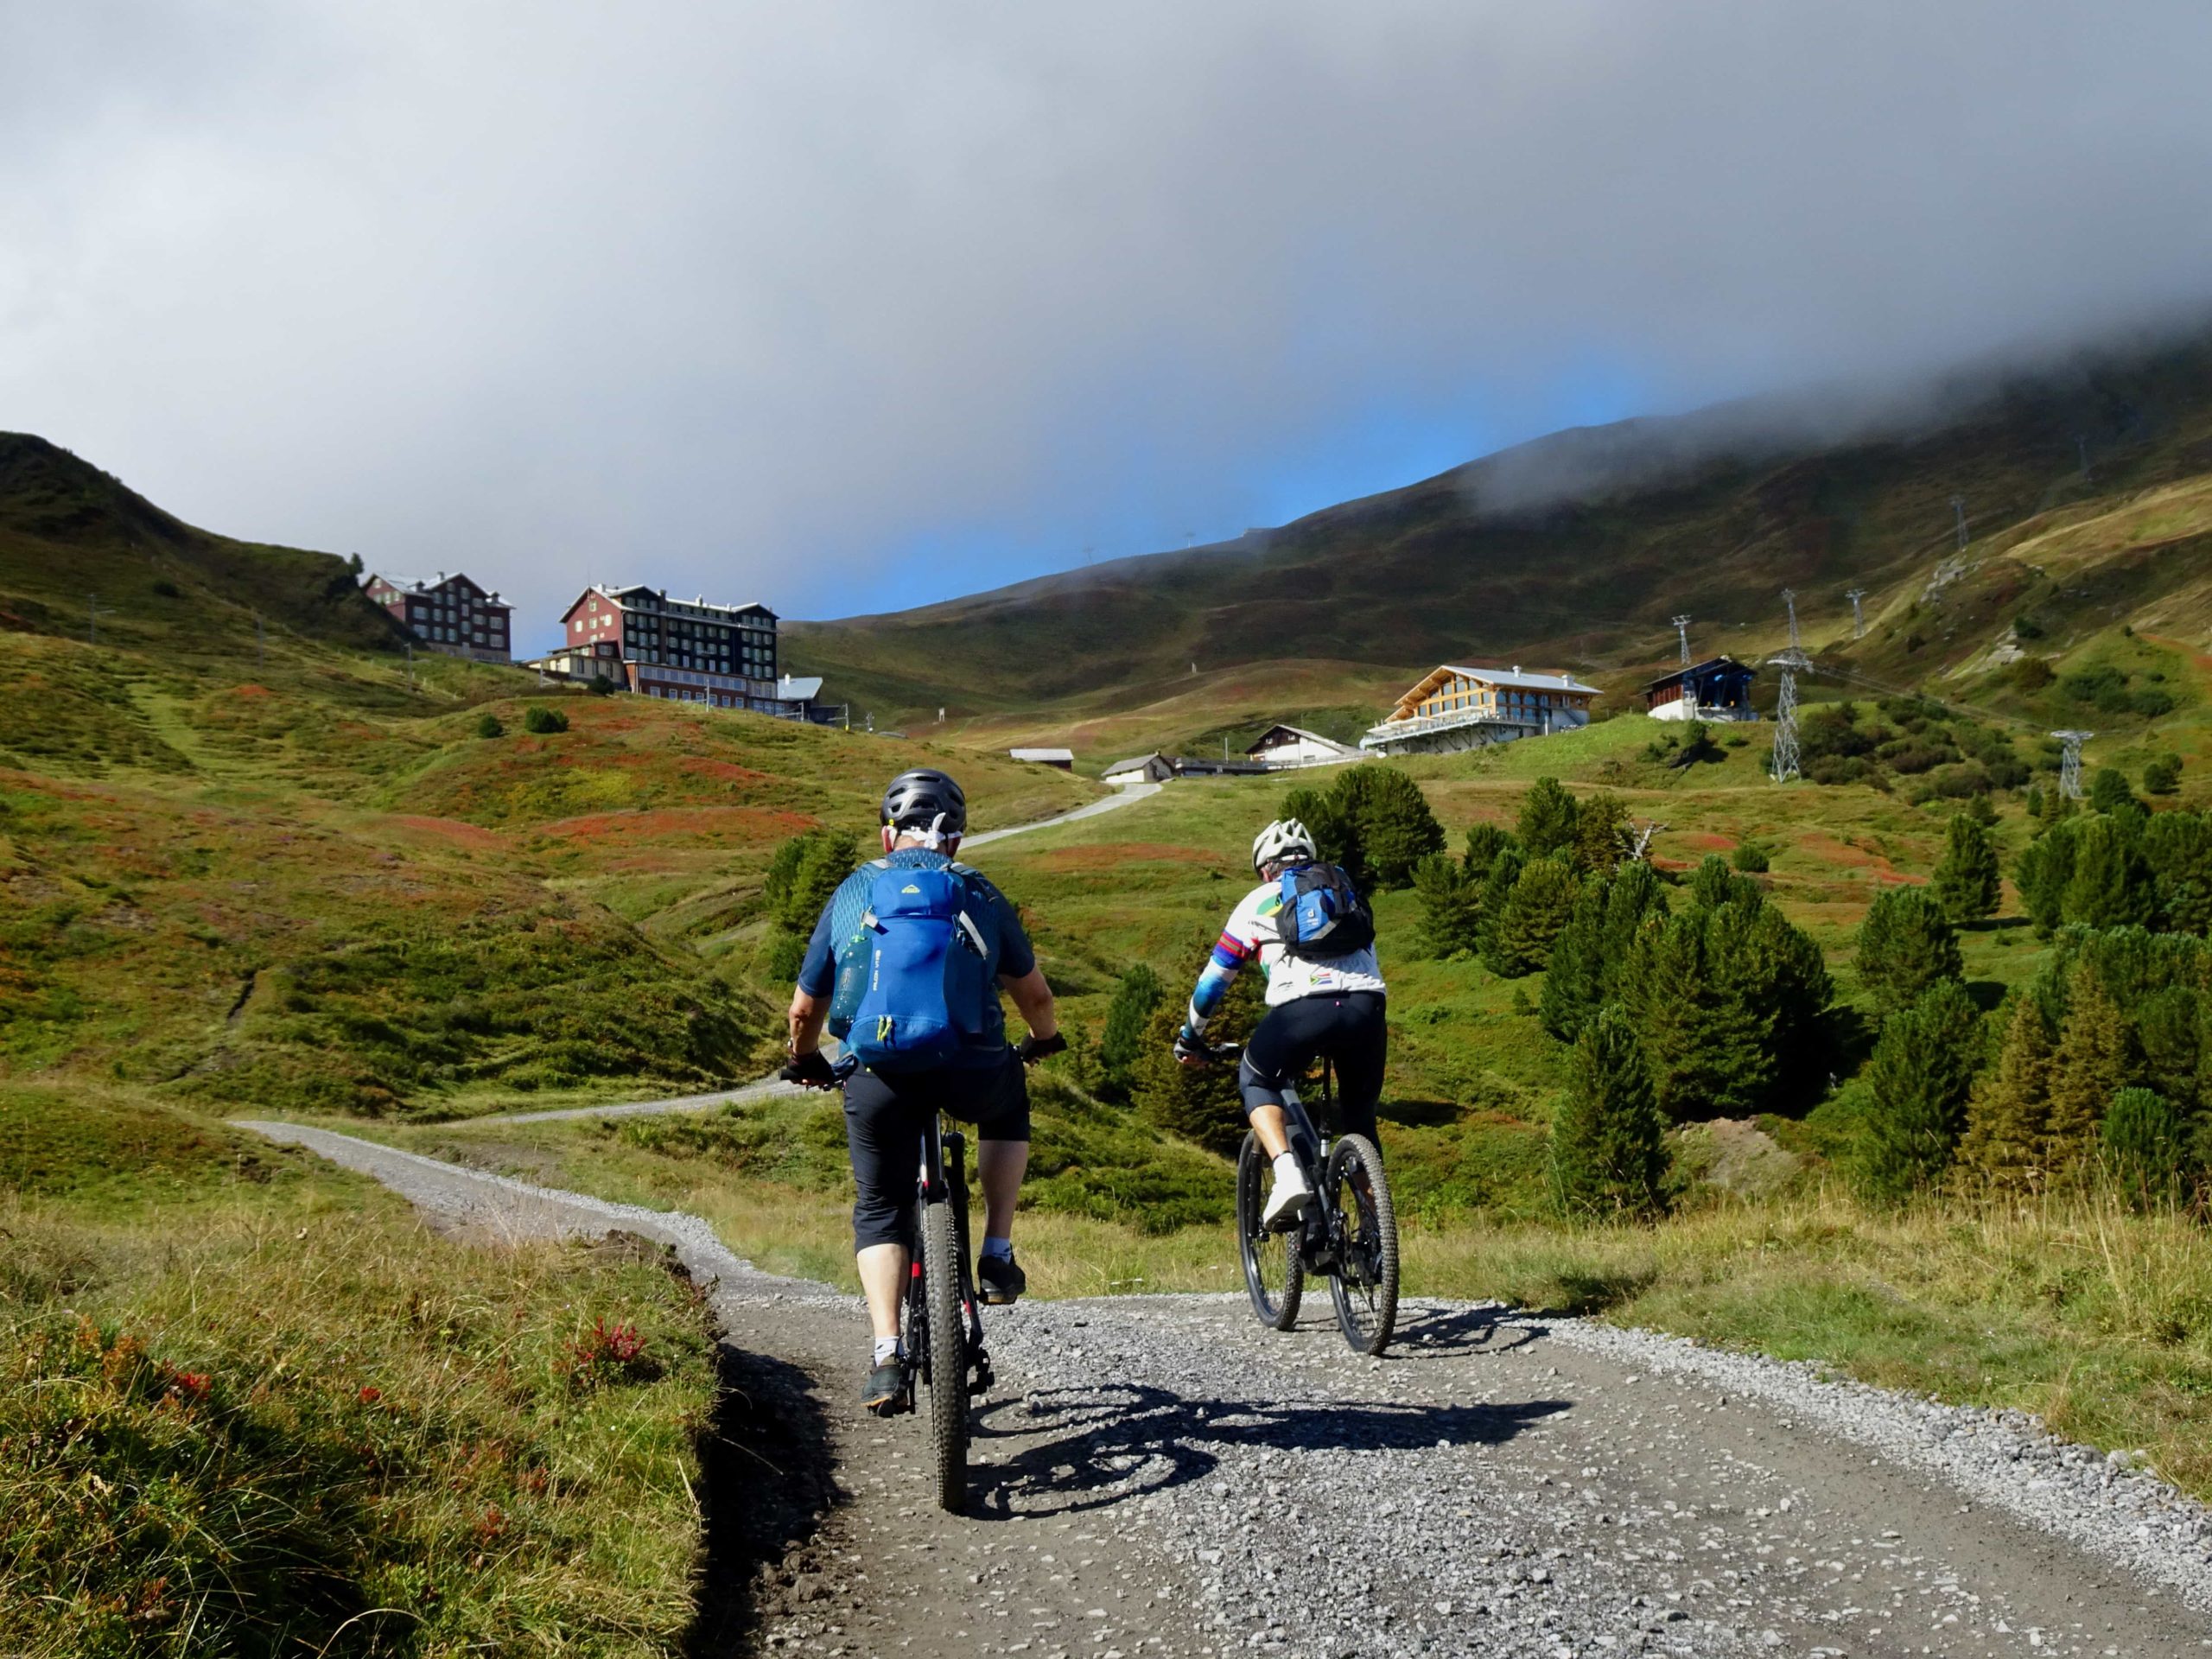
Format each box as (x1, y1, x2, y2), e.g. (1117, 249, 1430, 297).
(1325, 1134, 1398, 1356)
(918, 1198, 969, 1513)
(1236, 1131, 1302, 1331)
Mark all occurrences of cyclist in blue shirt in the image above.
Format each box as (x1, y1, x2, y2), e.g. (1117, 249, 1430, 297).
(782, 769, 1063, 1411)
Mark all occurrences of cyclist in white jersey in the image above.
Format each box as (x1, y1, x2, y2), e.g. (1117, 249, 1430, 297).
(1175, 818, 1388, 1227)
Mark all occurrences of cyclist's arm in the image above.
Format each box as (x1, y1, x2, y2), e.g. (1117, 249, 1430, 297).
(787, 890, 841, 1056)
(1184, 893, 1264, 1037)
(787, 987, 830, 1057)
(1000, 966, 1058, 1040)
(988, 880, 1056, 1039)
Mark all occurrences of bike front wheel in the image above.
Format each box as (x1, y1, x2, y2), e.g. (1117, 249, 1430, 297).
(918, 1198, 969, 1513)
(1325, 1134, 1398, 1357)
(1236, 1131, 1302, 1331)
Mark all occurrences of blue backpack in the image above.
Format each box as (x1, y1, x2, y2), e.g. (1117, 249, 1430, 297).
(839, 864, 997, 1071)
(1275, 861, 1375, 960)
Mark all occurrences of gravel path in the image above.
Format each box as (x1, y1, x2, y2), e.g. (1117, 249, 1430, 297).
(962, 780, 1161, 849)
(239, 1122, 2212, 1659)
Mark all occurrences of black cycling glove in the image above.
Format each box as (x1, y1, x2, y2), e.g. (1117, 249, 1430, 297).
(1173, 1028, 1209, 1065)
(780, 1049, 838, 1088)
(1015, 1032, 1068, 1065)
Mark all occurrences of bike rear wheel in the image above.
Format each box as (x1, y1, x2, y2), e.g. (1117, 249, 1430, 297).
(1236, 1131, 1303, 1331)
(918, 1198, 969, 1513)
(1325, 1134, 1398, 1357)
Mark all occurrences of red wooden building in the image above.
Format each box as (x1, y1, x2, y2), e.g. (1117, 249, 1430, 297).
(364, 571, 512, 663)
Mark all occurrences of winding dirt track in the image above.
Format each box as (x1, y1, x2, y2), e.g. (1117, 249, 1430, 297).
(238, 1120, 2212, 1659)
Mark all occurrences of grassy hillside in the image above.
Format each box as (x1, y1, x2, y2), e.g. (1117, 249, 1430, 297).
(789, 331, 2212, 749)
(0, 439, 1094, 1116)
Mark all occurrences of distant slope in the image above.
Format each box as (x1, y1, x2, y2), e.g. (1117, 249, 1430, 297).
(788, 331, 2212, 728)
(0, 432, 406, 659)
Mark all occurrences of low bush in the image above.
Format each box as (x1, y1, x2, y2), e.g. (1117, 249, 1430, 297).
(523, 705, 569, 734)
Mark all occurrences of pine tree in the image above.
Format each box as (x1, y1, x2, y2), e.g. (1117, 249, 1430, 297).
(1540, 877, 1609, 1040)
(1624, 908, 1767, 1122)
(1098, 964, 1162, 1101)
(1342, 766, 1445, 888)
(2044, 963, 2139, 1173)
(1552, 1004, 1669, 1218)
(1462, 822, 1515, 874)
(1281, 784, 1357, 883)
(1413, 852, 1485, 958)
(1688, 854, 1758, 911)
(1855, 887, 1964, 1017)
(1859, 979, 1984, 1201)
(1571, 791, 1631, 875)
(1599, 858, 1668, 972)
(1930, 812, 2000, 924)
(1475, 844, 1525, 968)
(2144, 810, 2212, 936)
(1486, 855, 1580, 978)
(2061, 816, 2156, 930)
(1960, 995, 2056, 1191)
(1516, 778, 1581, 861)
(763, 829, 860, 934)
(2101, 1087, 2187, 1210)
(1133, 971, 1262, 1156)
(2089, 767, 2139, 816)
(2014, 817, 2079, 937)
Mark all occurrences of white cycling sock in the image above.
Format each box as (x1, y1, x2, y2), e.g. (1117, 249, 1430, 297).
(872, 1336, 902, 1365)
(1272, 1151, 1305, 1187)
(981, 1235, 1014, 1261)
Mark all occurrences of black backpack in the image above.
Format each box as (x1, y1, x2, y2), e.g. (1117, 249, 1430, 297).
(1274, 862, 1376, 960)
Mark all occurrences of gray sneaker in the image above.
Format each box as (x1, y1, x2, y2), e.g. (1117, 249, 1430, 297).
(863, 1357, 904, 1415)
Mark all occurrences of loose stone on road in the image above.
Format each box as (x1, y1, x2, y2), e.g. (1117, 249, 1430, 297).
(239, 1123, 2212, 1658)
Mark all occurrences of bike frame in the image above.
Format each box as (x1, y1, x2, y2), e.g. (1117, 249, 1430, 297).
(1273, 1067, 1347, 1275)
(901, 1114, 989, 1402)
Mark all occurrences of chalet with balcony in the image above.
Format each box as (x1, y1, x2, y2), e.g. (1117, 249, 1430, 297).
(1362, 664, 1599, 756)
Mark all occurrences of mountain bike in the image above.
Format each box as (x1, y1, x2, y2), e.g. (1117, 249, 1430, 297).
(1209, 1043, 1399, 1356)
(832, 1056, 993, 1514)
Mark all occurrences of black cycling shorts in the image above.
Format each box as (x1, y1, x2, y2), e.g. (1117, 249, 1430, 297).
(1237, 991, 1386, 1149)
(842, 1052, 1031, 1251)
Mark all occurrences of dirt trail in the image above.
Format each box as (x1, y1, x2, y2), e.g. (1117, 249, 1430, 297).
(239, 1122, 2212, 1659)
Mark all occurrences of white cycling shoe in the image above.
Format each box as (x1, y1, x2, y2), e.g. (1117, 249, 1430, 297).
(1262, 1161, 1313, 1230)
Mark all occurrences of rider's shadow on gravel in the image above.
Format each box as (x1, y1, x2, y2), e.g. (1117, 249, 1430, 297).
(683, 1339, 841, 1656)
(967, 1383, 1569, 1519)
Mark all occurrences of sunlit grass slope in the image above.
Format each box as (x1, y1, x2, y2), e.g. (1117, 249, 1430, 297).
(1, 1086, 721, 1656)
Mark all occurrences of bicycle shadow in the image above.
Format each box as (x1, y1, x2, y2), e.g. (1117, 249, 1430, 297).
(1376, 1301, 1545, 1357)
(964, 1382, 1569, 1520)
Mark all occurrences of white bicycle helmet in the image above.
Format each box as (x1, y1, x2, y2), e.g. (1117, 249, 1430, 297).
(1251, 817, 1318, 873)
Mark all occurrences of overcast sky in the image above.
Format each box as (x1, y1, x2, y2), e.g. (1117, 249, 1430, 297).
(7, 3, 2212, 651)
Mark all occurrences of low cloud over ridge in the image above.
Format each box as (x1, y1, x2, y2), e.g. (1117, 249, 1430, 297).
(5, 3, 2212, 642)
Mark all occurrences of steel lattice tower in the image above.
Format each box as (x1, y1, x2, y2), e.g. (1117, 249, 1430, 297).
(2053, 730, 2093, 799)
(1768, 650, 1807, 782)
(1769, 589, 1807, 783)
(1670, 614, 1692, 664)
(1846, 588, 1866, 639)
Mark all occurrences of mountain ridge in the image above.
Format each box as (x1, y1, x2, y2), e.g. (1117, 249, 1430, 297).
(787, 328, 2212, 732)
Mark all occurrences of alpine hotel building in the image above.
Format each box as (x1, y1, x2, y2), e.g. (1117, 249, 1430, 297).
(548, 584, 783, 710)
(364, 571, 513, 663)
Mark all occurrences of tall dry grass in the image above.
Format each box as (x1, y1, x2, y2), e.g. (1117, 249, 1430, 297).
(1, 1174, 719, 1658)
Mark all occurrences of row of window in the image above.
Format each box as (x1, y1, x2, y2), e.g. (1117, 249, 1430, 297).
(1415, 684, 1581, 718)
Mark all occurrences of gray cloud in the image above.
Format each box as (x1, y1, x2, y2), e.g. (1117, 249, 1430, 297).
(5, 2, 2212, 646)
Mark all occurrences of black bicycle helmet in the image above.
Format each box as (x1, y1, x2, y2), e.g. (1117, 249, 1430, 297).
(880, 768, 968, 836)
